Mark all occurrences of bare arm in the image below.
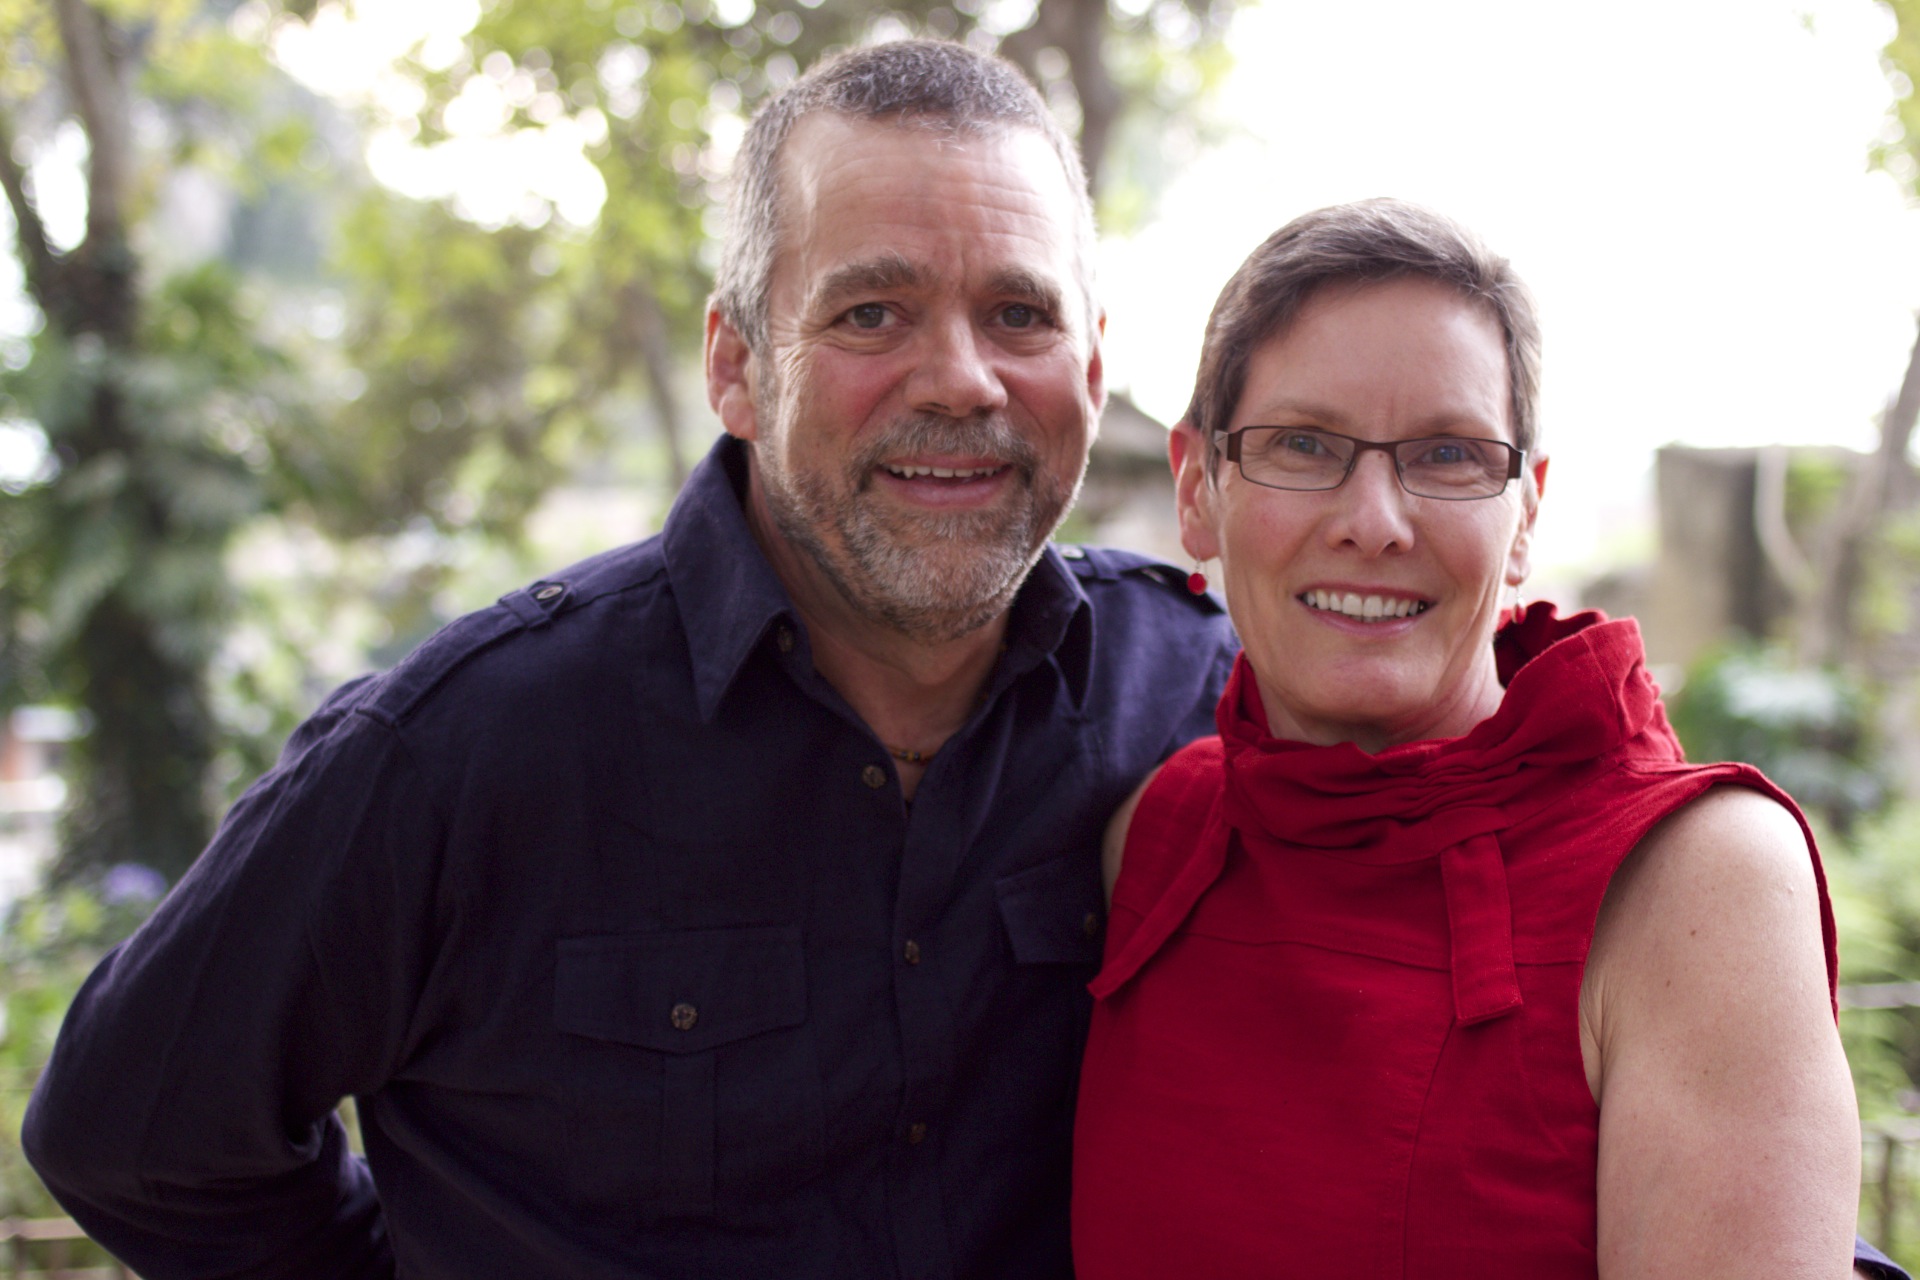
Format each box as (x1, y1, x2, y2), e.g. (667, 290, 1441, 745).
(1580, 786, 1859, 1279)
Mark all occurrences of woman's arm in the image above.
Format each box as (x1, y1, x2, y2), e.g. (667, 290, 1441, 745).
(1101, 770, 1159, 909)
(1580, 785, 1859, 1278)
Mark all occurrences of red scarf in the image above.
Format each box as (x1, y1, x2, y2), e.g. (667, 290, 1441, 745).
(1216, 603, 1685, 864)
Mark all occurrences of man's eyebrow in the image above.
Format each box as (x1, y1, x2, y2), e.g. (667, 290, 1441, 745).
(808, 255, 928, 313)
(987, 268, 1065, 316)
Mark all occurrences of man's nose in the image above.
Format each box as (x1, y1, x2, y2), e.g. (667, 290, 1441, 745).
(1326, 449, 1415, 555)
(906, 315, 1008, 418)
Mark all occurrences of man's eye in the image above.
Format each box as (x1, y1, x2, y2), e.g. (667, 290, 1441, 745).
(1000, 304, 1038, 329)
(846, 304, 889, 330)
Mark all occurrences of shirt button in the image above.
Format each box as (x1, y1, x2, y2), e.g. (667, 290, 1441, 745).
(1082, 911, 1100, 939)
(903, 939, 921, 965)
(669, 1002, 698, 1032)
(534, 584, 564, 601)
(776, 625, 794, 653)
(861, 764, 887, 789)
(1059, 545, 1086, 560)
(906, 1122, 928, 1145)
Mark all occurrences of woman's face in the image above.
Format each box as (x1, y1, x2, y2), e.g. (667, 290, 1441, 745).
(1173, 276, 1548, 752)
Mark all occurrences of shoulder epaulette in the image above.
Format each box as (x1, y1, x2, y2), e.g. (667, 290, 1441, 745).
(354, 538, 667, 726)
(1055, 544, 1226, 614)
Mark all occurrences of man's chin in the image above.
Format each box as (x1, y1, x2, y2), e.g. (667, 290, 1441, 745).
(842, 534, 1046, 642)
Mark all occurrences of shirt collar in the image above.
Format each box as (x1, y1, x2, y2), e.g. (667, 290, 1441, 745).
(662, 436, 800, 723)
(662, 434, 1096, 721)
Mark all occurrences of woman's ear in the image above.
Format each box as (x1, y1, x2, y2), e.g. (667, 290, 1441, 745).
(1505, 453, 1550, 587)
(1169, 420, 1223, 564)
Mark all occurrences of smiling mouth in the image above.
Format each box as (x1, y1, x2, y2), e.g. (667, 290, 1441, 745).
(1300, 589, 1431, 621)
(883, 463, 1011, 481)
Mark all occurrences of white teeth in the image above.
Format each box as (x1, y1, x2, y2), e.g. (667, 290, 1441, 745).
(885, 464, 1003, 480)
(1302, 590, 1428, 621)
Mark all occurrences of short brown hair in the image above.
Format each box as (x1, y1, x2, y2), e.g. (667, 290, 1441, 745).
(1186, 198, 1542, 461)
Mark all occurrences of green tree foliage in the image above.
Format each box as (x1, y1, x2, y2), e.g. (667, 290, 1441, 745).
(334, 0, 1238, 492)
(1876, 0, 1920, 188)
(1, 0, 1239, 888)
(0, 0, 329, 883)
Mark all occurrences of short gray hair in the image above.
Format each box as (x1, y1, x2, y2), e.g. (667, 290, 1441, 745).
(1187, 198, 1543, 461)
(712, 39, 1096, 356)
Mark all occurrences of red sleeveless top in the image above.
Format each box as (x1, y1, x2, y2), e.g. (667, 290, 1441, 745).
(1071, 606, 1837, 1279)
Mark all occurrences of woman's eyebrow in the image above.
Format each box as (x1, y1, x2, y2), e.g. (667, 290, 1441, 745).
(1238, 397, 1498, 435)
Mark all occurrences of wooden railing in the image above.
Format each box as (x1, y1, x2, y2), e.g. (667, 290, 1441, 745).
(0, 1218, 130, 1280)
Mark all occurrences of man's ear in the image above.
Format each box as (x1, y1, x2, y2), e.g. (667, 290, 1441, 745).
(1505, 453, 1550, 587)
(1085, 309, 1108, 419)
(1169, 420, 1222, 564)
(706, 308, 761, 442)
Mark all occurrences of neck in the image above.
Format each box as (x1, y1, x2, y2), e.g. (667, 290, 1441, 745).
(743, 468, 1013, 798)
(1251, 659, 1508, 755)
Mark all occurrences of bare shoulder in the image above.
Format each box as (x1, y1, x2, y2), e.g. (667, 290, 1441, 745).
(1583, 784, 1857, 1275)
(1585, 783, 1827, 1058)
(1595, 785, 1818, 948)
(1102, 768, 1161, 909)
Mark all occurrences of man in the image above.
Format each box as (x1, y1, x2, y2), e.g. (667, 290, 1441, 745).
(26, 39, 1910, 1280)
(24, 40, 1235, 1279)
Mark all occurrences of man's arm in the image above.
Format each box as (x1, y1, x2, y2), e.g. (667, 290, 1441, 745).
(1583, 786, 1859, 1277)
(24, 696, 438, 1278)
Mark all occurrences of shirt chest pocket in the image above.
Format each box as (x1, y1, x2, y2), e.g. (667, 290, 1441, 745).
(995, 856, 1104, 967)
(554, 925, 826, 1224)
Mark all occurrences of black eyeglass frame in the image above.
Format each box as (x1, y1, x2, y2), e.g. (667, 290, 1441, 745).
(1220, 426, 1525, 501)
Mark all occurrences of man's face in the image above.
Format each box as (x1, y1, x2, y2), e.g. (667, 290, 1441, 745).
(707, 115, 1104, 642)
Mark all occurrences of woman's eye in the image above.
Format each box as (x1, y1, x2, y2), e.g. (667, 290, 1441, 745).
(847, 304, 889, 330)
(1413, 440, 1472, 466)
(1279, 431, 1327, 456)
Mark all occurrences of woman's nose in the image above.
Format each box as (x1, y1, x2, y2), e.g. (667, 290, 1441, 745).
(1325, 450, 1416, 555)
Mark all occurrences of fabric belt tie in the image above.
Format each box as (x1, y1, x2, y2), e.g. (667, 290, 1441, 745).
(1440, 832, 1523, 1025)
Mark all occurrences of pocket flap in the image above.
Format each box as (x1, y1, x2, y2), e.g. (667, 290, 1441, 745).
(555, 925, 806, 1054)
(995, 856, 1102, 966)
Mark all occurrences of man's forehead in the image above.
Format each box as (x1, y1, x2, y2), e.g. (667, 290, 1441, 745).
(776, 112, 1071, 210)
(768, 113, 1091, 308)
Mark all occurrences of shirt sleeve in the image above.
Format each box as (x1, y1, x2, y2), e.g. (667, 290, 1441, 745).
(22, 690, 445, 1279)
(1857, 1234, 1912, 1279)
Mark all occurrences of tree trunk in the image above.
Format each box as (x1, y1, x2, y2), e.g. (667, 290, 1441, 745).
(1002, 0, 1119, 196)
(622, 280, 688, 489)
(21, 2, 219, 882)
(1801, 315, 1920, 665)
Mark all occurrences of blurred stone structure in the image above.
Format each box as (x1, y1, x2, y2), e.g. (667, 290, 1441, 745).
(1075, 391, 1183, 561)
(1587, 444, 1871, 672)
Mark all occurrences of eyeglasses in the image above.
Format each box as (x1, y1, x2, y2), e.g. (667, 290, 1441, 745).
(1222, 426, 1524, 501)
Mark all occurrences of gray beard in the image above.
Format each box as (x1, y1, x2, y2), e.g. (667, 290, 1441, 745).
(758, 412, 1080, 643)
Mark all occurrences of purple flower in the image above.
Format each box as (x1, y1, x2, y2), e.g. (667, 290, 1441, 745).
(99, 863, 167, 906)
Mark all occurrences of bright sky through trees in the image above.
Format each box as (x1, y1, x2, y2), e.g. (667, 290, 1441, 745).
(1099, 0, 1920, 576)
(6, 0, 1917, 580)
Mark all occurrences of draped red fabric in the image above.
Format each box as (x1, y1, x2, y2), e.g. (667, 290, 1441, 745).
(1073, 604, 1836, 1279)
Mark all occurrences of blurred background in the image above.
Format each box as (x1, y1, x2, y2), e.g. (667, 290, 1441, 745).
(5, 0, 1920, 1270)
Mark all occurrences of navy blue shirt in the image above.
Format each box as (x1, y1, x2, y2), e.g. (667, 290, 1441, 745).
(25, 436, 1237, 1279)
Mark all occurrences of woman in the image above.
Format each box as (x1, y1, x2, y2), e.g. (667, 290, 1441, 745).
(1071, 200, 1862, 1277)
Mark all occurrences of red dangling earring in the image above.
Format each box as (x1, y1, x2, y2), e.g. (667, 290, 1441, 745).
(1187, 563, 1208, 595)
